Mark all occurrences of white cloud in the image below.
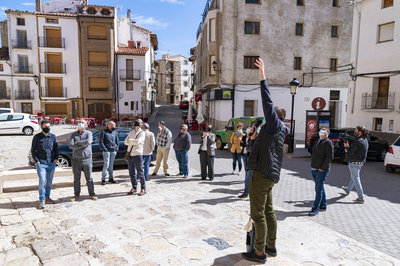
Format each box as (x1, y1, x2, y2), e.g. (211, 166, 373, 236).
(160, 0, 184, 4)
(0, 6, 7, 18)
(22, 3, 36, 6)
(134, 15, 169, 29)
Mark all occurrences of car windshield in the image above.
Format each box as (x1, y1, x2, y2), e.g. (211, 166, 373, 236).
(394, 137, 400, 146)
(118, 130, 130, 141)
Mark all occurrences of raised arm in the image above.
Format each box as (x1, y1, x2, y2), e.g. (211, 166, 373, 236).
(255, 58, 281, 134)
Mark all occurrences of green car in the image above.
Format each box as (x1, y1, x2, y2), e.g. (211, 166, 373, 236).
(214, 116, 263, 150)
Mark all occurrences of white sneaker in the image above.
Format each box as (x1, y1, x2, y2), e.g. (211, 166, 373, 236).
(232, 171, 236, 175)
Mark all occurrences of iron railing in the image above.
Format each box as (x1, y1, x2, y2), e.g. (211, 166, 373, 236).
(361, 92, 395, 110)
(119, 70, 141, 80)
(40, 63, 67, 74)
(41, 87, 68, 98)
(12, 40, 32, 49)
(15, 90, 34, 100)
(39, 37, 65, 48)
(13, 64, 33, 74)
(0, 90, 11, 99)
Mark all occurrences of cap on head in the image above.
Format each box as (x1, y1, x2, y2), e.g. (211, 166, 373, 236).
(159, 121, 166, 126)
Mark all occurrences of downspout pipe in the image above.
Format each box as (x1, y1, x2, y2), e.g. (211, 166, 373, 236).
(232, 0, 238, 118)
(7, 14, 15, 111)
(351, 4, 361, 114)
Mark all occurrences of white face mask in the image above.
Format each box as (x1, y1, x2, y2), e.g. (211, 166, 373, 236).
(78, 123, 85, 130)
(246, 128, 250, 134)
(158, 126, 162, 131)
(257, 128, 261, 134)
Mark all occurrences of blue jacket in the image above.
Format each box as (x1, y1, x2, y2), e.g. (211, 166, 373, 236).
(99, 128, 119, 152)
(31, 132, 58, 164)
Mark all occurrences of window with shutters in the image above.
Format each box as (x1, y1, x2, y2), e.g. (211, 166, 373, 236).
(245, 21, 260, 34)
(87, 25, 107, 40)
(296, 23, 304, 36)
(378, 22, 394, 43)
(297, 0, 304, 6)
(294, 57, 302, 70)
(382, 0, 393, 8)
(126, 82, 133, 91)
(331, 25, 339, 38)
(332, 0, 339, 7)
(45, 103, 67, 115)
(89, 77, 108, 91)
(17, 18, 25, 26)
(244, 56, 258, 69)
(244, 100, 256, 116)
(373, 118, 383, 131)
(88, 51, 108, 66)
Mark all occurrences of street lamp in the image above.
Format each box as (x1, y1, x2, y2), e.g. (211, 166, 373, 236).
(212, 60, 221, 72)
(33, 75, 39, 85)
(288, 78, 300, 153)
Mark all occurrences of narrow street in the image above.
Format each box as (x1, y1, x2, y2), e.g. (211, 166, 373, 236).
(154, 104, 400, 259)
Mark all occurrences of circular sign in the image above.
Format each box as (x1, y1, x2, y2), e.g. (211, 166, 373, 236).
(307, 120, 317, 131)
(312, 97, 326, 111)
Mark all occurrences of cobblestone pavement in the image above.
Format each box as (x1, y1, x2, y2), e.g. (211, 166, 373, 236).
(155, 104, 400, 260)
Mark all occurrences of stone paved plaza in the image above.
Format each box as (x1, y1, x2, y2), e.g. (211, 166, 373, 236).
(0, 156, 399, 265)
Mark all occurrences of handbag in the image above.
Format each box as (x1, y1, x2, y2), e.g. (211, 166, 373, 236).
(245, 218, 256, 253)
(124, 131, 142, 161)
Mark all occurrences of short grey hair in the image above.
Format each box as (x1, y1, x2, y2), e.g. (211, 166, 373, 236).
(143, 123, 150, 129)
(108, 121, 116, 127)
(181, 124, 188, 130)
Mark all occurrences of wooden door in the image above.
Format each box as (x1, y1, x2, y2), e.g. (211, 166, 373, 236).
(47, 54, 62, 73)
(47, 78, 63, 97)
(21, 103, 32, 114)
(126, 59, 133, 79)
(72, 100, 80, 118)
(46, 28, 61, 48)
(376, 77, 389, 108)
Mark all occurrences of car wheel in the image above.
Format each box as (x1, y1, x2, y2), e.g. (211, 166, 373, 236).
(57, 155, 70, 168)
(216, 136, 225, 150)
(385, 165, 396, 173)
(23, 126, 34, 136)
(377, 151, 386, 162)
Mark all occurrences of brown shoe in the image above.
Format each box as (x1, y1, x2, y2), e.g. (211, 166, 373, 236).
(138, 189, 146, 196)
(90, 195, 98, 201)
(70, 196, 79, 202)
(127, 188, 137, 195)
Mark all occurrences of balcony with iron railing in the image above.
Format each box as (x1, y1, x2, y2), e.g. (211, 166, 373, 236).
(361, 92, 395, 110)
(0, 90, 11, 99)
(13, 65, 33, 74)
(12, 40, 32, 49)
(39, 37, 65, 48)
(15, 90, 34, 100)
(197, 0, 219, 39)
(40, 63, 67, 74)
(119, 69, 141, 80)
(41, 87, 68, 98)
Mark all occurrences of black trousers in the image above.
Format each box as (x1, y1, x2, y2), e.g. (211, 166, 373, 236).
(199, 150, 214, 180)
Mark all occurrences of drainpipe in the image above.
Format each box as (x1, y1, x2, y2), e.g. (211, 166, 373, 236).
(115, 53, 119, 120)
(232, 0, 238, 118)
(351, 4, 362, 114)
(7, 14, 15, 111)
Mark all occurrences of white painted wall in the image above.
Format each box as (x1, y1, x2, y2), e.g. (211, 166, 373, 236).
(180, 57, 192, 100)
(43, 0, 84, 13)
(0, 61, 13, 107)
(8, 13, 40, 113)
(37, 16, 80, 99)
(346, 0, 400, 134)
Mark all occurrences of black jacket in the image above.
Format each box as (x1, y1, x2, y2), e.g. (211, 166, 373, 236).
(99, 128, 119, 152)
(346, 136, 369, 163)
(247, 80, 289, 183)
(198, 133, 216, 156)
(31, 132, 58, 164)
(311, 138, 334, 171)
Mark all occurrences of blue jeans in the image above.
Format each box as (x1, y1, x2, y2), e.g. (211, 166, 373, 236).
(102, 151, 117, 181)
(175, 150, 189, 176)
(36, 162, 56, 202)
(244, 170, 253, 195)
(143, 155, 152, 181)
(232, 152, 242, 171)
(128, 155, 145, 190)
(347, 162, 364, 201)
(311, 169, 329, 210)
(242, 153, 248, 171)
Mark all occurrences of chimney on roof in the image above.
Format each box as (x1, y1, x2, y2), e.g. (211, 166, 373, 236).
(128, 40, 135, 49)
(127, 9, 133, 41)
(36, 0, 42, 12)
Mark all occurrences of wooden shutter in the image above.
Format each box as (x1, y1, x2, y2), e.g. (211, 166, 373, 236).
(89, 51, 108, 66)
(89, 77, 108, 91)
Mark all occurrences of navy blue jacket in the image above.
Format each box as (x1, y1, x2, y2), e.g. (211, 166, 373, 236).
(99, 128, 119, 152)
(31, 132, 59, 164)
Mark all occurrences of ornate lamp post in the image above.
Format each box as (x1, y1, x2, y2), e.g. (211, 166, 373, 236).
(288, 78, 300, 153)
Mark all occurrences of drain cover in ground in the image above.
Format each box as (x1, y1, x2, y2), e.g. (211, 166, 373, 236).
(203, 237, 231, 250)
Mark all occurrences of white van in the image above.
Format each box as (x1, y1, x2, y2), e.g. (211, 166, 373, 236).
(0, 113, 40, 135)
(0, 108, 14, 114)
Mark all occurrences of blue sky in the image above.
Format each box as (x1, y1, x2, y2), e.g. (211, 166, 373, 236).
(0, 0, 206, 58)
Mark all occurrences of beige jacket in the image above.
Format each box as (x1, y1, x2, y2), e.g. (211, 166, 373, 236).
(143, 130, 155, 156)
(124, 129, 145, 156)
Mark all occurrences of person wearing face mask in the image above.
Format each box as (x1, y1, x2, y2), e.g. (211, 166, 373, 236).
(173, 124, 192, 178)
(198, 125, 216, 181)
(31, 120, 58, 209)
(142, 123, 155, 181)
(152, 121, 172, 177)
(309, 127, 334, 216)
(99, 121, 119, 185)
(125, 120, 146, 196)
(69, 120, 97, 201)
(229, 123, 244, 175)
(341, 126, 369, 204)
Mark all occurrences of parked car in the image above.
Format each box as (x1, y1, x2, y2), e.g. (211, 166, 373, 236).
(0, 113, 39, 135)
(384, 136, 400, 173)
(307, 128, 389, 161)
(29, 128, 157, 168)
(0, 108, 14, 114)
(214, 116, 263, 150)
(179, 100, 189, 109)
